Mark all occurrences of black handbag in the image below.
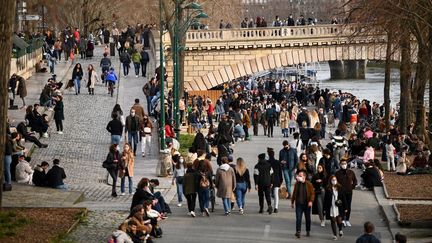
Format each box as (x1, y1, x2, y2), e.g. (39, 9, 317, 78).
(335, 199, 343, 207)
(102, 160, 115, 169)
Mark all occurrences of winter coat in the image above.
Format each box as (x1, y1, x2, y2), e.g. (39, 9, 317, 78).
(131, 52, 141, 63)
(16, 160, 33, 183)
(46, 165, 66, 187)
(268, 157, 283, 187)
(86, 70, 99, 88)
(323, 186, 347, 220)
(254, 159, 274, 187)
(32, 166, 47, 187)
(17, 76, 27, 98)
(54, 100, 64, 120)
(335, 169, 358, 193)
(119, 153, 134, 178)
(130, 188, 155, 211)
(279, 147, 298, 171)
(319, 156, 339, 175)
(183, 168, 198, 195)
(291, 180, 315, 205)
(279, 110, 290, 129)
(215, 164, 236, 198)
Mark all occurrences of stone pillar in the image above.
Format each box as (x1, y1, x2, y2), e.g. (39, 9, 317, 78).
(328, 60, 366, 79)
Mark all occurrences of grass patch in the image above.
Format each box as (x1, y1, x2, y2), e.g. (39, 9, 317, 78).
(178, 133, 195, 155)
(0, 211, 30, 239)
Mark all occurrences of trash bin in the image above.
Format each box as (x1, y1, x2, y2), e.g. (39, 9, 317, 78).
(110, 42, 116, 56)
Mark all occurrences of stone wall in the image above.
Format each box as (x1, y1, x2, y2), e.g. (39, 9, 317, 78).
(10, 48, 44, 79)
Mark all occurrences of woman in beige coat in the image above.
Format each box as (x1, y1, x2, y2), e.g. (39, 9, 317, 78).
(120, 143, 135, 195)
(85, 64, 99, 95)
(279, 106, 290, 137)
(215, 157, 236, 215)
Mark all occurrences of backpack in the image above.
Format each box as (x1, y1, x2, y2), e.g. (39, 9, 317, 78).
(199, 173, 210, 189)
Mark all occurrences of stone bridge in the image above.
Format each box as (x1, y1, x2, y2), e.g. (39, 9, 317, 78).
(162, 24, 403, 91)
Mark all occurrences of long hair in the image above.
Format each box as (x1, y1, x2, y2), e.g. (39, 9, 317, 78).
(327, 175, 342, 190)
(137, 178, 149, 189)
(235, 158, 247, 176)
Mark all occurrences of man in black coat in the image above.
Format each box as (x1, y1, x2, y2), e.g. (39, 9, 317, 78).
(33, 161, 49, 187)
(254, 153, 274, 214)
(46, 159, 67, 189)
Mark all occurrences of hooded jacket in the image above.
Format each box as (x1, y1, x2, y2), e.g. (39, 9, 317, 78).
(215, 164, 236, 198)
(254, 159, 274, 187)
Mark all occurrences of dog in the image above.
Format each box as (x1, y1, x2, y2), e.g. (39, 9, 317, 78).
(279, 186, 289, 199)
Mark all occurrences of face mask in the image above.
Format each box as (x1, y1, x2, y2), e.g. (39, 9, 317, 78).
(116, 146, 120, 151)
(341, 164, 347, 170)
(297, 176, 305, 183)
(331, 180, 337, 185)
(131, 113, 135, 117)
(179, 158, 184, 163)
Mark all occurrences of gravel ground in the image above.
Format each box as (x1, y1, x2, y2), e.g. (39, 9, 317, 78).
(396, 204, 432, 223)
(384, 173, 432, 199)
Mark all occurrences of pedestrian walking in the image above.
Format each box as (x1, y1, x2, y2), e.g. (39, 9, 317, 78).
(120, 51, 131, 77)
(291, 170, 315, 238)
(72, 63, 84, 95)
(120, 143, 134, 195)
(105, 67, 118, 97)
(140, 115, 153, 157)
(254, 153, 274, 214)
(125, 109, 141, 156)
(16, 75, 27, 108)
(183, 163, 198, 217)
(140, 47, 150, 77)
(104, 144, 123, 197)
(279, 140, 298, 199)
(268, 148, 282, 213)
(53, 95, 64, 134)
(234, 157, 251, 214)
(323, 175, 347, 240)
(335, 158, 357, 227)
(279, 106, 289, 137)
(355, 222, 381, 243)
(131, 49, 141, 77)
(193, 150, 213, 217)
(215, 157, 236, 215)
(172, 154, 185, 207)
(312, 163, 327, 227)
(85, 64, 99, 95)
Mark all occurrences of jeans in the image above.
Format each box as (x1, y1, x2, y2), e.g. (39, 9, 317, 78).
(141, 135, 151, 154)
(141, 62, 147, 76)
(121, 175, 133, 194)
(146, 96, 152, 114)
(127, 131, 139, 154)
(49, 61, 55, 74)
(295, 203, 311, 232)
(222, 198, 230, 213)
(273, 186, 280, 209)
(282, 169, 293, 195)
(55, 184, 67, 190)
(108, 168, 118, 195)
(4, 155, 12, 185)
(123, 63, 130, 76)
(345, 192, 353, 221)
(133, 62, 140, 75)
(111, 135, 121, 147)
(74, 78, 81, 94)
(176, 177, 184, 203)
(185, 193, 197, 212)
(235, 182, 247, 209)
(198, 188, 210, 212)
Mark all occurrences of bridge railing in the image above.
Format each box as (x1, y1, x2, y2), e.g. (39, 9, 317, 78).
(185, 24, 364, 42)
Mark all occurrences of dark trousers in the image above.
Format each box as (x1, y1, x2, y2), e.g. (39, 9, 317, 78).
(185, 193, 197, 212)
(88, 87, 94, 95)
(11, 155, 19, 181)
(330, 216, 343, 236)
(108, 168, 118, 195)
(141, 62, 148, 77)
(55, 119, 63, 131)
(345, 192, 353, 221)
(243, 125, 249, 139)
(295, 203, 311, 232)
(253, 123, 258, 136)
(267, 121, 274, 137)
(25, 135, 43, 147)
(258, 186, 272, 210)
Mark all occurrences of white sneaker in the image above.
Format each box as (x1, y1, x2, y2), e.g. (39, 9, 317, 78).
(342, 220, 347, 227)
(321, 221, 325, 227)
(332, 235, 337, 240)
(136, 75, 139, 78)
(142, 153, 145, 157)
(345, 221, 351, 227)
(239, 208, 244, 215)
(190, 211, 196, 217)
(120, 192, 125, 196)
(339, 230, 343, 237)
(57, 131, 63, 135)
(177, 203, 182, 207)
(43, 133, 49, 137)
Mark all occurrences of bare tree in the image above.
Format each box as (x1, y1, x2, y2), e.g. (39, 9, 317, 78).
(0, 0, 16, 207)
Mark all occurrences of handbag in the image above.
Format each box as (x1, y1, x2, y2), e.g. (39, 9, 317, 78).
(335, 199, 343, 207)
(102, 159, 115, 169)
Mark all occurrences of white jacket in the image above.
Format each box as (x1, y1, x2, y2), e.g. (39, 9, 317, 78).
(16, 160, 33, 183)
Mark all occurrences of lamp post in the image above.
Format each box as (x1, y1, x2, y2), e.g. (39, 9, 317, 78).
(159, 0, 166, 150)
(172, 1, 208, 139)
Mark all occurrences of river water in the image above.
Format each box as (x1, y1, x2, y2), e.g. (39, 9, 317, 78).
(316, 62, 404, 105)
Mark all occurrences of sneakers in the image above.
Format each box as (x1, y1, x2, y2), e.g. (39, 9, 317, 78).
(339, 230, 343, 237)
(239, 208, 244, 215)
(57, 131, 63, 134)
(295, 232, 300, 238)
(321, 221, 326, 227)
(120, 192, 125, 196)
(142, 153, 145, 157)
(332, 235, 338, 240)
(267, 206, 273, 215)
(342, 220, 347, 227)
(204, 208, 210, 217)
(190, 211, 195, 217)
(177, 203, 182, 207)
(43, 133, 49, 137)
(224, 212, 231, 216)
(345, 221, 352, 227)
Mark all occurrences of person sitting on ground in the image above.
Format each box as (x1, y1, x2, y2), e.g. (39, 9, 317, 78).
(46, 159, 67, 189)
(131, 178, 169, 215)
(396, 146, 409, 175)
(360, 160, 382, 190)
(355, 221, 381, 243)
(16, 121, 48, 148)
(111, 221, 134, 243)
(233, 122, 245, 142)
(128, 204, 152, 240)
(143, 200, 164, 238)
(149, 179, 171, 214)
(32, 161, 49, 187)
(35, 60, 47, 73)
(15, 155, 33, 184)
(411, 150, 428, 169)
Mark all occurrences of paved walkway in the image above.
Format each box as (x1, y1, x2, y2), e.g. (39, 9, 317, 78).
(158, 126, 393, 243)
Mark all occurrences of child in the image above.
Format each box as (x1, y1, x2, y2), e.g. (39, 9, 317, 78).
(69, 49, 75, 64)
